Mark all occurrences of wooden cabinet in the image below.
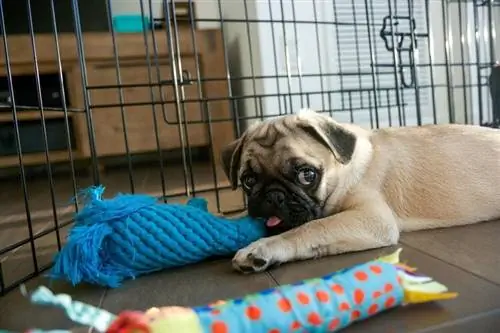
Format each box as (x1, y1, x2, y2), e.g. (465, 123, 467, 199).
(0, 28, 235, 182)
(86, 57, 209, 156)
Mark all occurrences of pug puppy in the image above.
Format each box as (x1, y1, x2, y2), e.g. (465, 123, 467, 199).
(221, 108, 500, 273)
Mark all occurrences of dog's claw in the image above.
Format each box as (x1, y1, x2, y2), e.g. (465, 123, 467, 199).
(232, 237, 279, 273)
(252, 257, 268, 268)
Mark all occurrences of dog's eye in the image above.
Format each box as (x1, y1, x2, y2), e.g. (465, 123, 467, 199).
(297, 168, 317, 186)
(241, 175, 257, 190)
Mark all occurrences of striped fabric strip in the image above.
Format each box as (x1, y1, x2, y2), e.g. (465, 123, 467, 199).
(27, 286, 117, 332)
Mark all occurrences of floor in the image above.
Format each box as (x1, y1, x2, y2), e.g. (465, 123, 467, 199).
(1, 220, 500, 332)
(1, 164, 500, 332)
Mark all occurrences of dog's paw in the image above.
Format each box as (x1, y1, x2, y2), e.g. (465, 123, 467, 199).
(232, 237, 285, 273)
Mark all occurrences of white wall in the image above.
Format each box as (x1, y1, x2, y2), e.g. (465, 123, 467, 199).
(209, 0, 441, 130)
(438, 2, 500, 125)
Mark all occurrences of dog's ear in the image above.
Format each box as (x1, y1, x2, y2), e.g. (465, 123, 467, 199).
(297, 118, 357, 164)
(220, 135, 246, 190)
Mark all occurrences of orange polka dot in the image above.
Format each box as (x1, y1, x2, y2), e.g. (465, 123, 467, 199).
(397, 276, 403, 285)
(297, 292, 310, 305)
(373, 291, 382, 298)
(353, 288, 365, 305)
(354, 271, 368, 281)
(246, 305, 261, 320)
(211, 309, 221, 315)
(290, 321, 301, 330)
(269, 329, 280, 333)
(351, 310, 361, 321)
(332, 284, 344, 294)
(368, 304, 379, 315)
(339, 302, 351, 311)
(385, 296, 396, 308)
(307, 312, 322, 326)
(328, 318, 340, 331)
(384, 283, 394, 293)
(211, 321, 228, 333)
(369, 265, 382, 274)
(278, 298, 292, 312)
(316, 290, 330, 303)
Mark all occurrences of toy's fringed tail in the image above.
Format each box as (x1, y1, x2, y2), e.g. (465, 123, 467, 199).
(376, 249, 459, 304)
(49, 186, 159, 287)
(77, 185, 106, 204)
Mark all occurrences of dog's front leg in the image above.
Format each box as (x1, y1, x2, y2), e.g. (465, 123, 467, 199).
(232, 203, 400, 273)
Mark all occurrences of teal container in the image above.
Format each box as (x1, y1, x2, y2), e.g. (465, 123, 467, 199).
(112, 14, 151, 33)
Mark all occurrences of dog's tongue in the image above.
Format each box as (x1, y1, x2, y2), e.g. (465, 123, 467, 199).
(266, 216, 282, 227)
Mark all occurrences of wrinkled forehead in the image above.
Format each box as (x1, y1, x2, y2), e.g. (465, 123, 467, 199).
(239, 132, 325, 177)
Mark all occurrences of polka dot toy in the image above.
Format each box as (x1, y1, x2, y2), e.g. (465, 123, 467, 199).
(25, 249, 457, 333)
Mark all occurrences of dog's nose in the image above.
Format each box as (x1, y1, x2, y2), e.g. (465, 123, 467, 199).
(266, 190, 285, 207)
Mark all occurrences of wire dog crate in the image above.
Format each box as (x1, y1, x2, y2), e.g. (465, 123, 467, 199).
(0, 0, 498, 296)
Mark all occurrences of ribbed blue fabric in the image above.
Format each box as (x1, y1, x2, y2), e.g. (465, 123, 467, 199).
(49, 186, 266, 288)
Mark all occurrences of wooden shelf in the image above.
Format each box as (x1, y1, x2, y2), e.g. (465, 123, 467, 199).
(0, 150, 77, 167)
(0, 110, 74, 122)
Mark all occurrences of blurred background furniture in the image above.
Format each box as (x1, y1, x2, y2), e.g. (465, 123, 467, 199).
(0, 28, 235, 184)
